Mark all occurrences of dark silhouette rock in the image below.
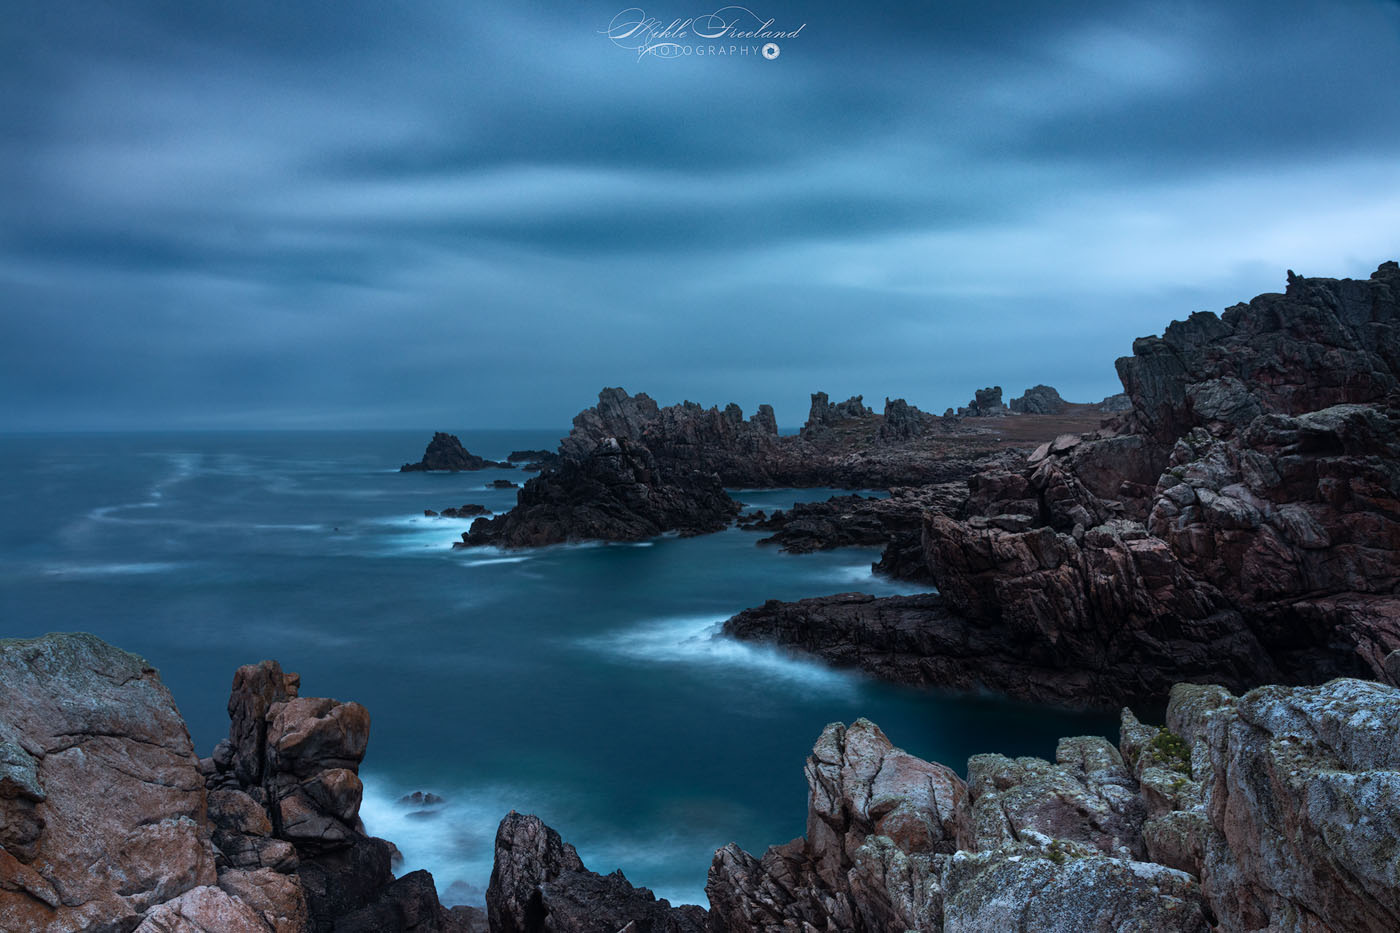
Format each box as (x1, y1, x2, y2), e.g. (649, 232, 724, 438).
(485, 812, 705, 933)
(1116, 261, 1400, 445)
(401, 433, 508, 472)
(1009, 384, 1068, 414)
(957, 386, 1008, 417)
(879, 397, 936, 440)
(803, 392, 875, 434)
(440, 504, 489, 518)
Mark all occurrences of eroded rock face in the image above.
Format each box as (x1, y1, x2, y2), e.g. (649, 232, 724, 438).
(705, 717, 1212, 932)
(733, 267, 1400, 708)
(485, 811, 705, 933)
(1201, 679, 1400, 933)
(205, 659, 466, 933)
(401, 433, 508, 472)
(461, 436, 741, 548)
(0, 633, 218, 933)
(1117, 262, 1400, 445)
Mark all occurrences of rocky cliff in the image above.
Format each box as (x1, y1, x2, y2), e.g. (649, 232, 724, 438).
(0, 633, 480, 933)
(728, 262, 1400, 707)
(488, 677, 1400, 932)
(7, 634, 1398, 931)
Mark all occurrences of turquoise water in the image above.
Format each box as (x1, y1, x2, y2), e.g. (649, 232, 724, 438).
(0, 430, 1114, 907)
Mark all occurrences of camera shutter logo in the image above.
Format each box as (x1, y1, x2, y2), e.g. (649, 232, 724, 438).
(762, 42, 780, 60)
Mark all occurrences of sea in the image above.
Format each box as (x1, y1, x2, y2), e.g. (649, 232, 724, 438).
(0, 429, 1115, 907)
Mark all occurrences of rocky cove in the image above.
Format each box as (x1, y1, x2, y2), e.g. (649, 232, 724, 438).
(4, 633, 1399, 932)
(4, 262, 1400, 932)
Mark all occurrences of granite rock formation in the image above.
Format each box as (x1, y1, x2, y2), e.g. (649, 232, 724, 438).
(0, 633, 220, 933)
(0, 633, 473, 933)
(402, 433, 509, 472)
(729, 263, 1400, 708)
(699, 677, 1400, 932)
(1116, 262, 1400, 445)
(460, 436, 741, 548)
(457, 386, 1023, 548)
(1008, 384, 1067, 415)
(1098, 392, 1132, 412)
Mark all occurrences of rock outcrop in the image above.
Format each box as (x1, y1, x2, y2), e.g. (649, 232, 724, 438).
(955, 386, 1008, 418)
(0, 633, 477, 933)
(879, 398, 937, 441)
(0, 633, 220, 933)
(803, 392, 875, 434)
(485, 812, 705, 933)
(457, 386, 1026, 549)
(1008, 384, 1067, 415)
(1117, 262, 1400, 445)
(700, 677, 1400, 932)
(730, 263, 1400, 708)
(402, 433, 509, 472)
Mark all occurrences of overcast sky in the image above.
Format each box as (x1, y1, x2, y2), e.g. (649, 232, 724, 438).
(3, 0, 1399, 430)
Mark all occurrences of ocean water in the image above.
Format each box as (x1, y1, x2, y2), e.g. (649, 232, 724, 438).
(0, 430, 1114, 907)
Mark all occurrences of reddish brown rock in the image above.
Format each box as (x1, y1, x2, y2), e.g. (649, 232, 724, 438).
(0, 633, 218, 933)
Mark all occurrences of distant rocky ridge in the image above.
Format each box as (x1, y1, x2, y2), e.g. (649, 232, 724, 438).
(9, 633, 1399, 932)
(457, 386, 1034, 549)
(727, 262, 1400, 707)
(401, 433, 510, 472)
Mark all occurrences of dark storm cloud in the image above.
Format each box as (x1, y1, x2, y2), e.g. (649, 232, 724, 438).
(1, 0, 1398, 430)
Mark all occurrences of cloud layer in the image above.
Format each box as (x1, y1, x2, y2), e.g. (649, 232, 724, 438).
(4, 0, 1399, 429)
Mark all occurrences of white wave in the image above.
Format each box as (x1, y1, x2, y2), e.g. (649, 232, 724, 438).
(579, 616, 858, 697)
(462, 556, 531, 567)
(358, 776, 711, 909)
(42, 561, 184, 577)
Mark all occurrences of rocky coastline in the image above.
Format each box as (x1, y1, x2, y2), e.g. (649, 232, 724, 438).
(724, 262, 1400, 708)
(5, 632, 1399, 932)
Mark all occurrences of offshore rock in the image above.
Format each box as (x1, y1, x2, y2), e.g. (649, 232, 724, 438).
(461, 436, 740, 547)
(401, 433, 508, 472)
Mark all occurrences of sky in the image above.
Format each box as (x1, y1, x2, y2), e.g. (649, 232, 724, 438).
(3, 0, 1399, 431)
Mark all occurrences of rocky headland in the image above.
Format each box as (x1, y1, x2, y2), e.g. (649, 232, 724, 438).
(451, 386, 1104, 550)
(725, 262, 1400, 708)
(6, 632, 1398, 932)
